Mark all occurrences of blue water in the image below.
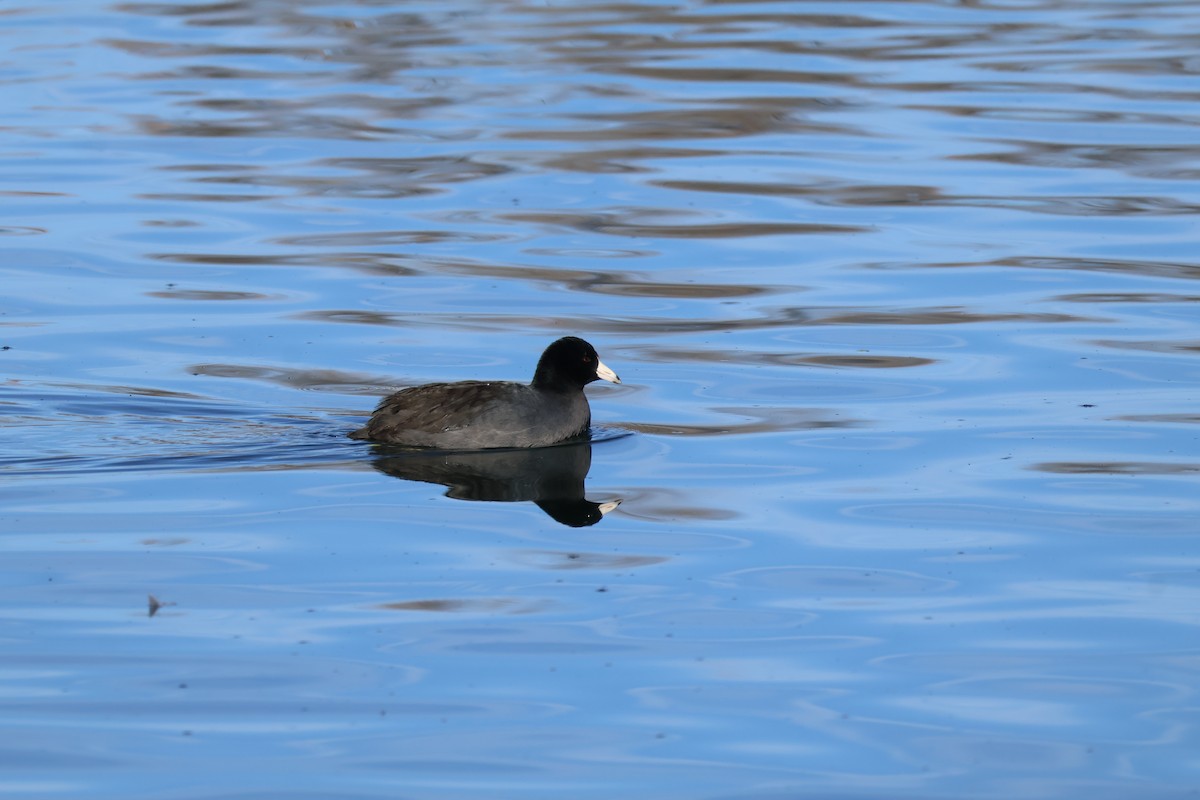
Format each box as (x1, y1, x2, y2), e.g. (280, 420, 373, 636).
(2, 1, 1199, 797)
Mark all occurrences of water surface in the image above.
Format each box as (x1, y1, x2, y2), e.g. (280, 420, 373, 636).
(2, 1, 1199, 797)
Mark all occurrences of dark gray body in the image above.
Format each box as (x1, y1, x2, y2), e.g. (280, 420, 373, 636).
(349, 380, 591, 449)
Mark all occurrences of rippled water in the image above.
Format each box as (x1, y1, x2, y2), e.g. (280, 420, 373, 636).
(3, 1, 1199, 797)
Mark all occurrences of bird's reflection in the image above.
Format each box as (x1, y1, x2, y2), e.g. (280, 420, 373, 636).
(370, 441, 619, 527)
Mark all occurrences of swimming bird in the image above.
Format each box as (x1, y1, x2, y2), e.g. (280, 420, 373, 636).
(349, 336, 620, 449)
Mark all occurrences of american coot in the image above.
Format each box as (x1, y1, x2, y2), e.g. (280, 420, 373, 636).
(349, 336, 620, 449)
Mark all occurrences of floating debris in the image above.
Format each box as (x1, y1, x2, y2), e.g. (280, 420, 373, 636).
(148, 594, 177, 617)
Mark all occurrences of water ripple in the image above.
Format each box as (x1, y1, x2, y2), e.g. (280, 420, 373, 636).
(7, 0, 1200, 795)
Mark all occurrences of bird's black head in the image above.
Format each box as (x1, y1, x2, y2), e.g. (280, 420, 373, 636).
(532, 336, 621, 390)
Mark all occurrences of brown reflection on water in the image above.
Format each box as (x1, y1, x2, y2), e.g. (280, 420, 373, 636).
(379, 598, 546, 614)
(1053, 293, 1200, 304)
(622, 407, 859, 438)
(153, 248, 772, 298)
(952, 141, 1200, 181)
(500, 210, 865, 239)
(150, 251, 420, 277)
(509, 550, 669, 571)
(189, 363, 388, 394)
(138, 190, 274, 203)
(1032, 462, 1200, 476)
(147, 289, 279, 301)
(870, 256, 1200, 282)
(274, 230, 509, 247)
(565, 279, 770, 300)
(996, 257, 1200, 281)
(1115, 414, 1200, 425)
(109, 4, 471, 138)
(614, 65, 863, 88)
(794, 354, 933, 368)
(104, 36, 314, 60)
(1092, 339, 1200, 355)
(295, 310, 406, 328)
(982, 53, 1200, 80)
(431, 260, 776, 300)
(514, 7, 891, 47)
(538, 146, 718, 174)
(47, 382, 206, 400)
(644, 348, 933, 369)
(821, 309, 1089, 326)
(296, 305, 1091, 335)
(908, 102, 1200, 128)
(658, 177, 1200, 217)
(150, 251, 776, 300)
(134, 111, 398, 142)
(611, 487, 740, 522)
(158, 156, 512, 202)
(507, 105, 858, 142)
(655, 178, 940, 206)
(979, 196, 1200, 216)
